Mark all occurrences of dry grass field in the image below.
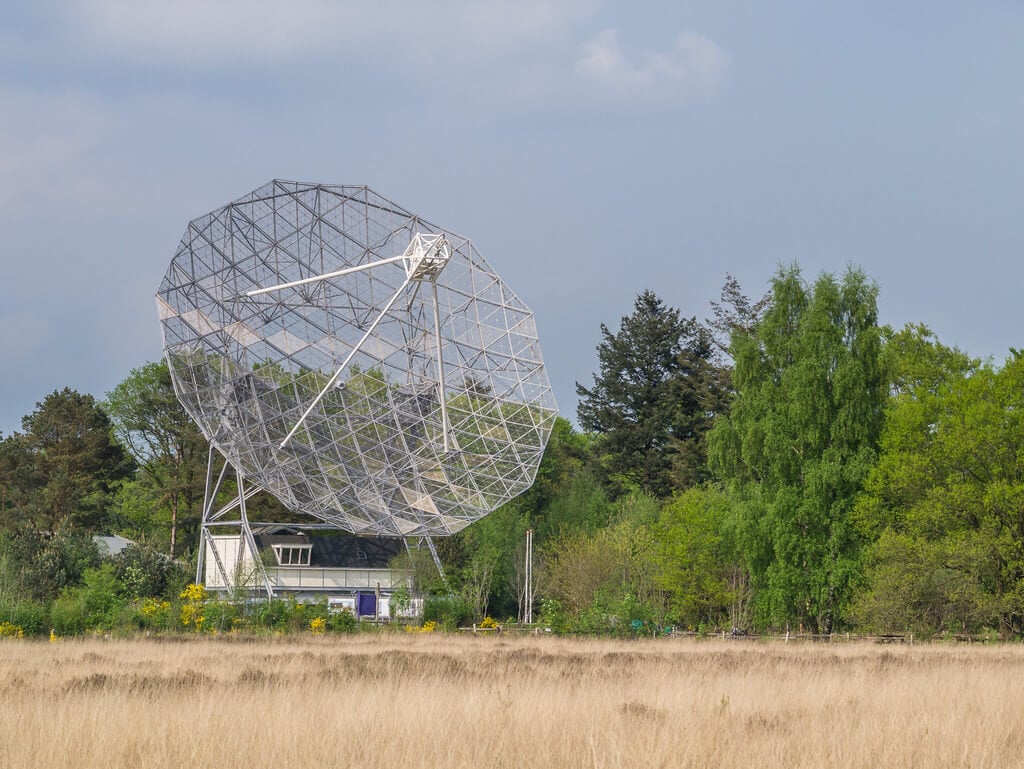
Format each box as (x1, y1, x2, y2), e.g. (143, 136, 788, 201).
(3, 635, 1024, 769)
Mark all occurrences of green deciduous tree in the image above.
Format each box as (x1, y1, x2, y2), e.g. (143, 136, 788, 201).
(850, 530, 998, 635)
(539, 492, 664, 632)
(656, 485, 748, 630)
(710, 265, 885, 633)
(576, 290, 728, 497)
(854, 337, 1024, 636)
(105, 361, 207, 557)
(454, 501, 527, 620)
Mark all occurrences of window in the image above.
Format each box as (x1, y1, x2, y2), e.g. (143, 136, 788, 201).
(273, 545, 311, 566)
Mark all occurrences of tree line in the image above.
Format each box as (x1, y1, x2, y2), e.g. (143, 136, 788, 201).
(2, 262, 1022, 638)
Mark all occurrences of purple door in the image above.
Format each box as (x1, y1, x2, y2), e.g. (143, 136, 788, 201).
(357, 592, 377, 617)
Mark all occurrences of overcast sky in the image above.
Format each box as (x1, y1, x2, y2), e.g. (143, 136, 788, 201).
(2, 1, 1023, 435)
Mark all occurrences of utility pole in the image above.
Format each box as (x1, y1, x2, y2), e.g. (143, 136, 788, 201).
(523, 528, 534, 624)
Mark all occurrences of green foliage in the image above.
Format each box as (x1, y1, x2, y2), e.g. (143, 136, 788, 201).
(537, 590, 660, 637)
(850, 531, 998, 636)
(6, 600, 49, 636)
(539, 492, 665, 633)
(3, 525, 100, 601)
(388, 547, 446, 596)
(106, 361, 208, 557)
(16, 272, 1024, 641)
(50, 564, 126, 634)
(709, 265, 885, 633)
(390, 584, 412, 618)
(4, 388, 133, 532)
(112, 542, 188, 599)
(577, 290, 728, 497)
(0, 534, 27, 608)
(0, 538, 50, 635)
(535, 466, 612, 541)
(855, 341, 1024, 636)
(455, 501, 530, 620)
(881, 323, 978, 400)
(198, 599, 238, 632)
(541, 526, 621, 616)
(528, 417, 592, 508)
(0, 433, 39, 528)
(327, 607, 358, 633)
(252, 597, 295, 630)
(537, 598, 571, 633)
(438, 417, 605, 620)
(656, 485, 746, 630)
(422, 594, 472, 630)
(246, 596, 330, 632)
(575, 590, 659, 637)
(131, 596, 175, 632)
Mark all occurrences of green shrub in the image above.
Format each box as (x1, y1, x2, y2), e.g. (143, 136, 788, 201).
(113, 543, 188, 599)
(251, 596, 312, 631)
(576, 604, 623, 636)
(306, 597, 328, 623)
(7, 601, 49, 637)
(538, 598, 571, 633)
(5, 525, 100, 601)
(130, 597, 174, 631)
(390, 585, 412, 618)
(423, 595, 472, 630)
(51, 564, 126, 634)
(327, 607, 358, 633)
(252, 598, 286, 629)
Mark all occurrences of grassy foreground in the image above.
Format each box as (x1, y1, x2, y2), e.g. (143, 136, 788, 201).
(3, 635, 1023, 768)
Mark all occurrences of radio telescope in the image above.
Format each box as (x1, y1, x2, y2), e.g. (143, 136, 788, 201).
(157, 180, 557, 591)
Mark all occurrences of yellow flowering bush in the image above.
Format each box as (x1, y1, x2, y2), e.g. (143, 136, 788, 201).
(180, 583, 208, 602)
(405, 620, 437, 634)
(135, 597, 174, 631)
(0, 621, 24, 639)
(179, 583, 208, 632)
(479, 616, 499, 629)
(141, 598, 172, 618)
(309, 616, 327, 635)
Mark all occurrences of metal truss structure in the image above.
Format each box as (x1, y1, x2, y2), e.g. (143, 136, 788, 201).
(193, 446, 451, 596)
(157, 181, 557, 570)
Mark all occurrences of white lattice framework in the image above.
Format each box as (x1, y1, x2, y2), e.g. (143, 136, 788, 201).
(157, 180, 557, 541)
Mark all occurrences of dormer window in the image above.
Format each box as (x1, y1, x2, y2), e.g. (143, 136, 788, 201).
(273, 545, 312, 566)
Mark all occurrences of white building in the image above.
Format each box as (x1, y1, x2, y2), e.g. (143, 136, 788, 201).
(203, 530, 417, 619)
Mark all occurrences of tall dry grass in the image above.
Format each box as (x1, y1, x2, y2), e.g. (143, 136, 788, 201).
(2, 635, 1023, 768)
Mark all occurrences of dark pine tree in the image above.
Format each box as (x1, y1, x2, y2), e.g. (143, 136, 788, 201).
(19, 388, 134, 531)
(576, 291, 728, 497)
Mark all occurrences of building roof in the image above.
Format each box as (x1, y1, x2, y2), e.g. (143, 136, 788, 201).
(94, 534, 134, 557)
(254, 532, 404, 569)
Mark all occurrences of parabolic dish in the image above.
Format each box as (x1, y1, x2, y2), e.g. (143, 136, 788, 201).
(156, 180, 557, 537)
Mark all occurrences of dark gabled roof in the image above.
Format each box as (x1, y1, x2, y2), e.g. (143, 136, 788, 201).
(259, 533, 312, 548)
(254, 532, 404, 569)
